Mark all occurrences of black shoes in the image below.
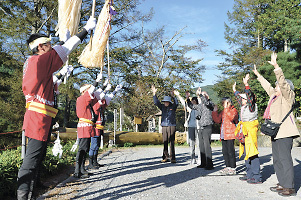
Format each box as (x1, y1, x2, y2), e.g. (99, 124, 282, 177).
(73, 172, 89, 179)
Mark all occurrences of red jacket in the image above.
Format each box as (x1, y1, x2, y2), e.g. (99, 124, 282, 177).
(76, 91, 98, 138)
(212, 105, 238, 140)
(22, 47, 65, 141)
(93, 99, 107, 136)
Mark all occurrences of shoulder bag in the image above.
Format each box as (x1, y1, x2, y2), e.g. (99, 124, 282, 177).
(260, 105, 295, 138)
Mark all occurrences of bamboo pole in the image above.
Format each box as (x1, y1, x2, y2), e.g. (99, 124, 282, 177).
(89, 0, 96, 51)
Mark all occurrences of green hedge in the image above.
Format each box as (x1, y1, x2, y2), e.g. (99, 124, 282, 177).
(0, 140, 77, 199)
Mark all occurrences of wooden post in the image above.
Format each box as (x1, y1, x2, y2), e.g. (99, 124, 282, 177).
(21, 130, 26, 159)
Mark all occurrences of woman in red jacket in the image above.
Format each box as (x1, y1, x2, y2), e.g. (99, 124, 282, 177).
(212, 97, 238, 175)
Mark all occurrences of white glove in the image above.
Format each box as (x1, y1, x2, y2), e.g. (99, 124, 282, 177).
(94, 88, 103, 100)
(60, 29, 71, 43)
(65, 65, 74, 78)
(111, 84, 122, 95)
(103, 78, 109, 87)
(99, 92, 105, 100)
(53, 75, 59, 84)
(84, 16, 97, 32)
(71, 139, 79, 152)
(115, 84, 122, 92)
(60, 65, 72, 76)
(104, 83, 112, 92)
(96, 73, 102, 82)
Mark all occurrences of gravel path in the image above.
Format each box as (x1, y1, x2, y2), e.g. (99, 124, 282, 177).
(38, 146, 301, 200)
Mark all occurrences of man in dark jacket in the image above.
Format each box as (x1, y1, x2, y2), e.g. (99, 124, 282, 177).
(152, 85, 178, 163)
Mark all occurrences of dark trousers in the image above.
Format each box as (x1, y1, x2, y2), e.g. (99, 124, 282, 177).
(17, 138, 47, 191)
(162, 126, 176, 160)
(245, 153, 261, 181)
(197, 125, 213, 167)
(221, 139, 236, 168)
(77, 138, 91, 159)
(188, 127, 197, 159)
(272, 137, 294, 188)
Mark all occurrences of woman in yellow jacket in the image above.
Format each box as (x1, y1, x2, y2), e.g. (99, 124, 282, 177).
(233, 74, 262, 184)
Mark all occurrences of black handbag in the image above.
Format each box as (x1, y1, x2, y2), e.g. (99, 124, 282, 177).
(260, 105, 295, 138)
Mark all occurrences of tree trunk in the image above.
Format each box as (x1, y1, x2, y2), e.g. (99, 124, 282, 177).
(284, 39, 288, 52)
(63, 96, 70, 128)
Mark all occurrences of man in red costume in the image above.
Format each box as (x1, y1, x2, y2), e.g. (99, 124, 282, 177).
(88, 84, 122, 169)
(17, 17, 97, 200)
(74, 82, 102, 178)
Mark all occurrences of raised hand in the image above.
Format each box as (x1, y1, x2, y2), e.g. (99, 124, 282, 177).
(151, 85, 157, 95)
(84, 16, 97, 32)
(243, 74, 249, 86)
(96, 72, 102, 82)
(252, 64, 260, 77)
(115, 84, 122, 92)
(202, 91, 209, 100)
(196, 87, 202, 96)
(174, 90, 179, 96)
(232, 82, 236, 92)
(267, 52, 279, 69)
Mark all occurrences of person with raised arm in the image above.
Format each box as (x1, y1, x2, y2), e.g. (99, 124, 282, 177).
(212, 97, 238, 175)
(174, 90, 198, 165)
(152, 85, 178, 163)
(186, 88, 215, 170)
(233, 74, 262, 184)
(253, 52, 299, 197)
(18, 16, 97, 199)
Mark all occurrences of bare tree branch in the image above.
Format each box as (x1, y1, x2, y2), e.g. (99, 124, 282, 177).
(36, 7, 56, 33)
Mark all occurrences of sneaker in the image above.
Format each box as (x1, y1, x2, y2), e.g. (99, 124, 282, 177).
(247, 178, 262, 184)
(197, 164, 206, 168)
(239, 175, 249, 181)
(171, 159, 176, 163)
(219, 167, 229, 175)
(227, 168, 236, 175)
(161, 158, 170, 163)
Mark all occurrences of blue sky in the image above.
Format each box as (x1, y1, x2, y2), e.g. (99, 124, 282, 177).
(138, 0, 235, 87)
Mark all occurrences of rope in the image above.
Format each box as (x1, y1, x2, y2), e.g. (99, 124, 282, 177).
(107, 39, 110, 80)
(0, 131, 22, 135)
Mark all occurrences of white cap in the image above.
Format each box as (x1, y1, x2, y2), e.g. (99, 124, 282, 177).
(80, 84, 91, 93)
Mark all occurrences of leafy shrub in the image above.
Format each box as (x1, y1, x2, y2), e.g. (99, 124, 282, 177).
(0, 147, 23, 198)
(123, 142, 134, 147)
(0, 140, 77, 199)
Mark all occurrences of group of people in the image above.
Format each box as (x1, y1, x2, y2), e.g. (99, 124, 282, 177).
(17, 8, 299, 198)
(17, 15, 123, 199)
(152, 53, 299, 197)
(73, 78, 122, 179)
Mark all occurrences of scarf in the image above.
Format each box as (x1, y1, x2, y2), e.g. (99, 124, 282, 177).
(263, 95, 278, 119)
